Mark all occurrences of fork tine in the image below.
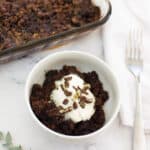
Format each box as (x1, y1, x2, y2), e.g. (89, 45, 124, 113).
(130, 26, 135, 60)
(136, 28, 140, 61)
(130, 25, 143, 61)
(125, 34, 129, 60)
(137, 28, 143, 62)
(134, 26, 143, 62)
(132, 25, 140, 61)
(126, 26, 135, 61)
(126, 24, 143, 66)
(133, 26, 138, 61)
(134, 28, 138, 60)
(132, 26, 136, 60)
(126, 28, 132, 60)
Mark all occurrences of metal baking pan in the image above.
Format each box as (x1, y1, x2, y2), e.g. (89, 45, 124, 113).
(0, 0, 111, 63)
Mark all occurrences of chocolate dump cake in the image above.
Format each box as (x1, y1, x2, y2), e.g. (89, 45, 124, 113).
(0, 0, 100, 51)
(30, 66, 109, 136)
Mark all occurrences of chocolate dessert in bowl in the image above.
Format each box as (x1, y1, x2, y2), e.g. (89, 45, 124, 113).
(25, 51, 120, 140)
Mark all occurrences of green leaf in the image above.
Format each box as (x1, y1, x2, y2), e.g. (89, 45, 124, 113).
(0, 131, 4, 140)
(9, 145, 22, 150)
(0, 132, 25, 150)
(3, 143, 10, 147)
(5, 132, 12, 145)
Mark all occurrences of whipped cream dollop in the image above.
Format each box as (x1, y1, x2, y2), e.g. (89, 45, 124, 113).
(50, 74, 96, 123)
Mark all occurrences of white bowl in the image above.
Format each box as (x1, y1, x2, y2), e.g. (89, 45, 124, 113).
(25, 51, 120, 140)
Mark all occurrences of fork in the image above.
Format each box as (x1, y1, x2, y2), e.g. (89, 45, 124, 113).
(126, 25, 146, 150)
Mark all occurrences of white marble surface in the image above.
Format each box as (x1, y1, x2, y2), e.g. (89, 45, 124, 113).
(0, 30, 149, 150)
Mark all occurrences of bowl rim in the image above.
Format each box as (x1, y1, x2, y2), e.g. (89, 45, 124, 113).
(25, 51, 120, 140)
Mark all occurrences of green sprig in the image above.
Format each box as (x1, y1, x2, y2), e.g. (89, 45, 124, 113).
(0, 131, 26, 150)
(0, 131, 4, 140)
(6, 132, 12, 145)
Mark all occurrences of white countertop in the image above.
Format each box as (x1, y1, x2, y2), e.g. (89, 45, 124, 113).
(0, 30, 149, 150)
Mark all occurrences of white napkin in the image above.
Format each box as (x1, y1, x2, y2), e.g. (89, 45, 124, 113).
(102, 0, 150, 133)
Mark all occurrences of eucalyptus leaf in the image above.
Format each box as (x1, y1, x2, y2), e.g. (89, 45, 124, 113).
(0, 131, 4, 140)
(0, 132, 26, 150)
(9, 145, 22, 150)
(5, 132, 12, 145)
(3, 143, 10, 147)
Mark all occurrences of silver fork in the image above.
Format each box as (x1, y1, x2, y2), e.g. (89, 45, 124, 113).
(126, 25, 146, 150)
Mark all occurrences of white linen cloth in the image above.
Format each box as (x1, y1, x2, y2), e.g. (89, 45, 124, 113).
(102, 0, 150, 133)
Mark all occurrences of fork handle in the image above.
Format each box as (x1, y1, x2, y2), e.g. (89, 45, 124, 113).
(133, 76, 146, 150)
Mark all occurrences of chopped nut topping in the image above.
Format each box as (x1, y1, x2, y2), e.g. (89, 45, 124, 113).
(79, 100, 85, 108)
(60, 84, 72, 96)
(73, 102, 78, 109)
(64, 76, 72, 88)
(63, 99, 69, 105)
(81, 84, 91, 95)
(78, 95, 93, 108)
(80, 95, 88, 102)
(67, 76, 73, 80)
(73, 86, 78, 91)
(81, 90, 88, 95)
(76, 90, 81, 97)
(64, 80, 69, 88)
(58, 106, 64, 111)
(83, 98, 93, 104)
(59, 106, 72, 113)
(73, 89, 81, 100)
(81, 95, 92, 103)
(73, 93, 78, 100)
(73, 84, 90, 97)
(84, 84, 91, 88)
